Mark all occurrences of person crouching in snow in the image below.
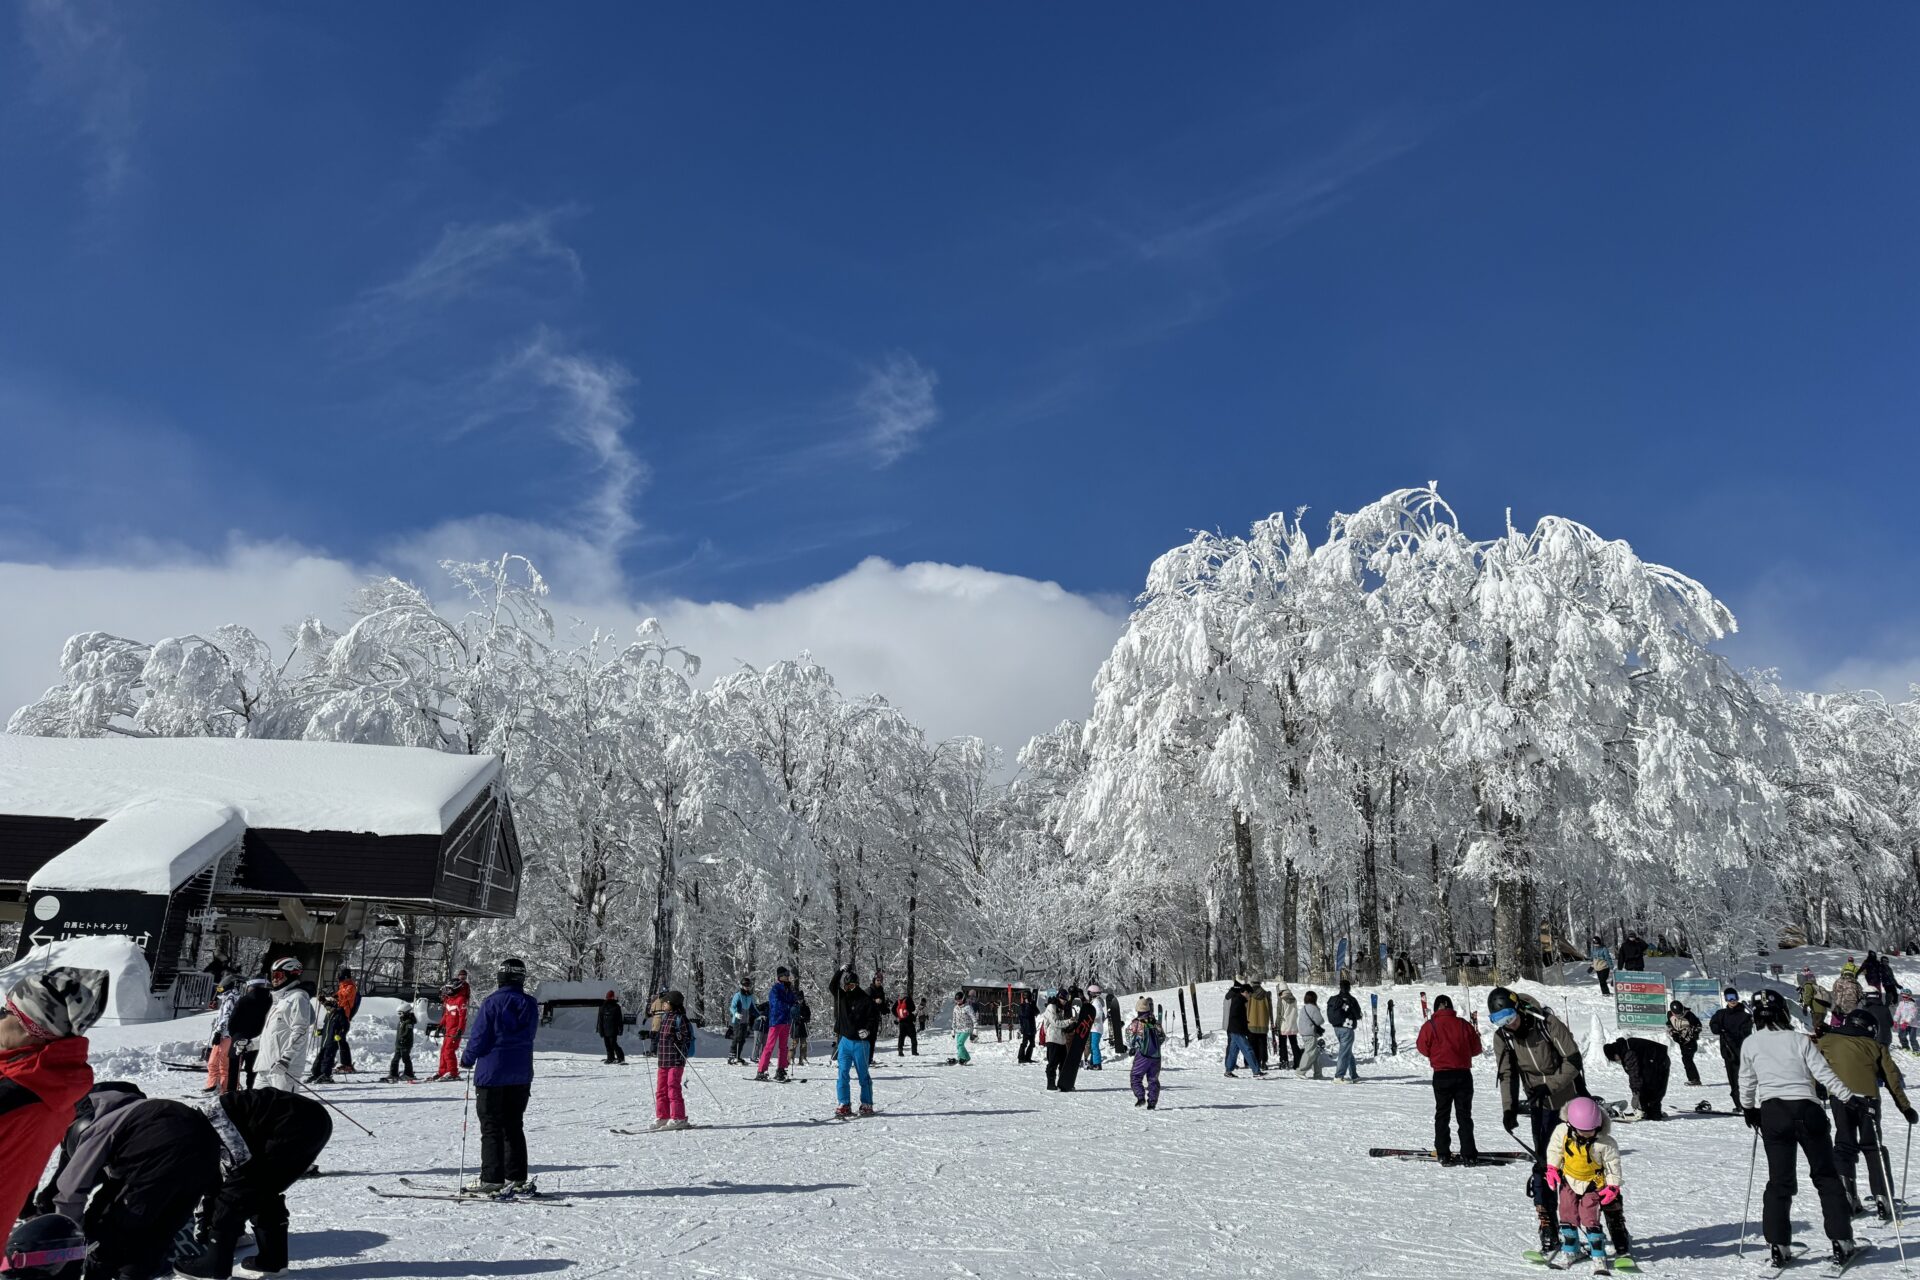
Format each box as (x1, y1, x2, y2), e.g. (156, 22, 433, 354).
(1127, 998, 1164, 1108)
(0, 967, 108, 1223)
(651, 991, 694, 1129)
(1545, 1096, 1623, 1273)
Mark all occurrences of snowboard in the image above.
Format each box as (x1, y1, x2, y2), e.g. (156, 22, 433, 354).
(1368, 1147, 1528, 1163)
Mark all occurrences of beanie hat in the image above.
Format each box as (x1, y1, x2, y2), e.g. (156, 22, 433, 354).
(606, 990, 617, 1000)
(5, 967, 110, 1040)
(777, 966, 792, 979)
(1136, 997, 1151, 1013)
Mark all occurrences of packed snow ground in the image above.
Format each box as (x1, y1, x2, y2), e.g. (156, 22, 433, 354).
(71, 948, 1920, 1279)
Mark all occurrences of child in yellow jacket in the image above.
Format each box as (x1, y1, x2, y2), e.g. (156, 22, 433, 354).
(1545, 1096, 1624, 1273)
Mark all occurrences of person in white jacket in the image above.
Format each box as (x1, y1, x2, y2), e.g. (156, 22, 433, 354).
(1039, 995, 1072, 1090)
(1739, 990, 1860, 1272)
(950, 991, 980, 1065)
(1275, 985, 1301, 1070)
(1294, 990, 1327, 1080)
(259, 957, 317, 1092)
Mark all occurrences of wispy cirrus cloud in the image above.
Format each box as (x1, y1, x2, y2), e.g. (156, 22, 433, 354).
(365, 208, 582, 310)
(854, 353, 939, 466)
(20, 0, 142, 219)
(419, 59, 515, 162)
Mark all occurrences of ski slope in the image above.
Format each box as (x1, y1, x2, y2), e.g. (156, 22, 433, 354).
(68, 948, 1920, 1279)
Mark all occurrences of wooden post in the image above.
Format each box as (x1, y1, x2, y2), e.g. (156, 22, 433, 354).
(1177, 989, 1191, 1047)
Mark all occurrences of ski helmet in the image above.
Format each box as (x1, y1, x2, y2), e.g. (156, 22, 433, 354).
(269, 957, 303, 985)
(3, 1214, 88, 1279)
(1752, 990, 1792, 1030)
(1487, 987, 1521, 1027)
(496, 958, 528, 987)
(1564, 1096, 1604, 1132)
(1723, 987, 1740, 1003)
(1844, 1007, 1877, 1034)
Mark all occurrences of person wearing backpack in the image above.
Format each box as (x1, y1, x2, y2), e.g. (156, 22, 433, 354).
(650, 991, 695, 1130)
(895, 991, 919, 1057)
(1127, 998, 1165, 1109)
(223, 977, 272, 1094)
(1326, 979, 1363, 1083)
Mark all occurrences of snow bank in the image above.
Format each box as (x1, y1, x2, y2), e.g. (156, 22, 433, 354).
(0, 735, 499, 837)
(0, 934, 163, 1025)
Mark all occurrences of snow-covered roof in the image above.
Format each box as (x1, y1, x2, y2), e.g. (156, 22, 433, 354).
(1, 736, 502, 893)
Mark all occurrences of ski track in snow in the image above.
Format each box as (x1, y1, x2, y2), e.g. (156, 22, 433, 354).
(78, 952, 1920, 1278)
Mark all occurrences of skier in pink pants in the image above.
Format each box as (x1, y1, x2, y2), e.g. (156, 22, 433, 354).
(755, 968, 796, 1082)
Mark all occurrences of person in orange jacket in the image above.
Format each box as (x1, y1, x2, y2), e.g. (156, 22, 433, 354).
(333, 966, 360, 1073)
(0, 966, 109, 1222)
(433, 970, 471, 1081)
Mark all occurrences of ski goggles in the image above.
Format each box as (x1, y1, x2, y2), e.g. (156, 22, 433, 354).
(1488, 1007, 1518, 1028)
(2, 1244, 90, 1272)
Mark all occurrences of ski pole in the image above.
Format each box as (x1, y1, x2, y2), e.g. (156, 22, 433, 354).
(294, 1078, 375, 1137)
(1739, 1123, 1759, 1260)
(1875, 1113, 1909, 1272)
(682, 1053, 725, 1112)
(1906, 1121, 1913, 1202)
(459, 1076, 472, 1192)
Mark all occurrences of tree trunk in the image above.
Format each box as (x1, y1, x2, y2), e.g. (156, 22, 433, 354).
(1357, 780, 1380, 983)
(1231, 809, 1268, 977)
(905, 867, 919, 1005)
(1281, 860, 1300, 982)
(1308, 876, 1330, 978)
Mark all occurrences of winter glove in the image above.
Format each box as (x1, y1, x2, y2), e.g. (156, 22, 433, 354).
(1503, 1109, 1519, 1132)
(1544, 1167, 1562, 1191)
(1599, 1186, 1620, 1207)
(1903, 1106, 1918, 1126)
(1745, 1107, 1764, 1130)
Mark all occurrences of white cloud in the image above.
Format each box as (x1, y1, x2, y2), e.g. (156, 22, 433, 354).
(1811, 655, 1920, 701)
(0, 547, 1124, 764)
(20, 0, 141, 215)
(853, 354, 938, 466)
(361, 210, 582, 313)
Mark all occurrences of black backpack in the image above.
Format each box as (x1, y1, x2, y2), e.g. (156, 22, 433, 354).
(226, 988, 271, 1040)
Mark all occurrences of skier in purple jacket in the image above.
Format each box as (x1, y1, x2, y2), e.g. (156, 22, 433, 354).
(461, 958, 540, 1197)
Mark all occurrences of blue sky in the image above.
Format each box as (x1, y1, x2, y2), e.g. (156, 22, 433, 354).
(3, 5, 1918, 746)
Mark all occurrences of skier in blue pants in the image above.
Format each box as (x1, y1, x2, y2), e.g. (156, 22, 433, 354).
(830, 967, 880, 1118)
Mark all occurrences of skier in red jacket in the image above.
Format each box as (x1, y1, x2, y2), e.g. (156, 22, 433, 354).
(433, 971, 471, 1082)
(1415, 993, 1484, 1163)
(0, 966, 108, 1221)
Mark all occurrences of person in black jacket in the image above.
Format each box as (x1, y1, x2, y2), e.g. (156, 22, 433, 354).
(1017, 991, 1038, 1064)
(1604, 1036, 1672, 1119)
(1618, 933, 1647, 972)
(1863, 951, 1898, 1000)
(1709, 989, 1754, 1114)
(830, 966, 881, 1117)
(1863, 991, 1895, 1048)
(1327, 979, 1363, 1083)
(597, 991, 626, 1064)
(1057, 988, 1095, 1092)
(895, 991, 919, 1057)
(1666, 1000, 1705, 1085)
(384, 1005, 418, 1081)
(223, 978, 272, 1093)
(45, 1082, 223, 1280)
(177, 1089, 333, 1280)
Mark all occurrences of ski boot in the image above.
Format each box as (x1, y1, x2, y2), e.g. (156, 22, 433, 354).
(1547, 1224, 1580, 1269)
(1847, 1187, 1867, 1216)
(1832, 1239, 1861, 1269)
(667, 1119, 693, 1130)
(1769, 1243, 1792, 1270)
(461, 1179, 506, 1197)
(774, 1068, 788, 1083)
(754, 1071, 769, 1081)
(1877, 1194, 1896, 1224)
(509, 1180, 539, 1198)
(1145, 1100, 1156, 1110)
(1134, 1096, 1146, 1108)
(650, 1118, 671, 1130)
(858, 1104, 876, 1117)
(834, 1104, 853, 1119)
(1586, 1227, 1612, 1274)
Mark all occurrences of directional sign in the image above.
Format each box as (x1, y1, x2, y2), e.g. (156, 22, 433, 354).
(1673, 977, 1722, 1022)
(12, 889, 170, 967)
(1614, 969, 1669, 1031)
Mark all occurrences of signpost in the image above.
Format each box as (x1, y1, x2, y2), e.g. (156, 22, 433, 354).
(1614, 970, 1669, 1032)
(1673, 977, 1722, 1022)
(15, 889, 170, 967)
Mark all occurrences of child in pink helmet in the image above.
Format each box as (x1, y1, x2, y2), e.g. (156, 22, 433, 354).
(1544, 1096, 1625, 1273)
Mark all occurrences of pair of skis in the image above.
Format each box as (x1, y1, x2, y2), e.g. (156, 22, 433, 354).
(1367, 1147, 1529, 1165)
(1521, 1249, 1632, 1274)
(367, 1178, 572, 1206)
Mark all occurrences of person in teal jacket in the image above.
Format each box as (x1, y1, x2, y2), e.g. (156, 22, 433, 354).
(727, 978, 755, 1065)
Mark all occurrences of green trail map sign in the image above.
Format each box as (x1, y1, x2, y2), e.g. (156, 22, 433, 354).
(1673, 977, 1721, 1022)
(1615, 970, 1669, 1031)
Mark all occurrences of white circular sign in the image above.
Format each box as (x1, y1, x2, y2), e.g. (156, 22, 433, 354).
(32, 895, 60, 922)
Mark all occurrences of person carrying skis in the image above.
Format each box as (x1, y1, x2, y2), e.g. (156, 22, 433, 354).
(1665, 1000, 1704, 1086)
(460, 957, 540, 1197)
(1601, 1036, 1671, 1120)
(598, 990, 627, 1064)
(432, 969, 470, 1081)
(1415, 993, 1482, 1164)
(1544, 1095, 1624, 1273)
(223, 976, 271, 1093)
(49, 1082, 223, 1280)
(332, 966, 359, 1074)
(176, 1087, 333, 1279)
(651, 990, 694, 1130)
(1222, 980, 1263, 1078)
(259, 958, 315, 1093)
(1040, 995, 1071, 1090)
(1588, 938, 1613, 996)
(1896, 991, 1919, 1053)
(0, 967, 106, 1224)
(1816, 1005, 1918, 1222)
(1739, 989, 1862, 1273)
(1275, 985, 1301, 1068)
(204, 975, 240, 1094)
(1127, 998, 1164, 1109)
(1295, 991, 1327, 1080)
(1489, 987, 1594, 1259)
(831, 966, 880, 1117)
(1708, 988, 1753, 1114)
(1327, 979, 1362, 1083)
(1246, 981, 1273, 1073)
(727, 977, 755, 1065)
(755, 968, 797, 1082)
(1016, 991, 1037, 1064)
(951, 990, 978, 1065)
(895, 990, 919, 1057)
(385, 1003, 418, 1081)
